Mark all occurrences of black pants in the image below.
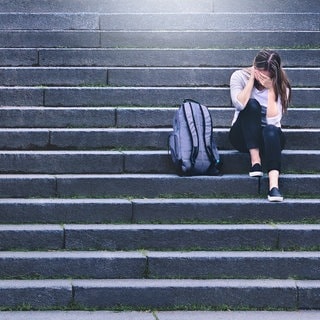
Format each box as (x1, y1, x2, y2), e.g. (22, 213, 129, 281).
(229, 99, 285, 173)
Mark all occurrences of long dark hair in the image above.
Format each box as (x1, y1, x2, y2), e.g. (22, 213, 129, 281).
(254, 49, 291, 113)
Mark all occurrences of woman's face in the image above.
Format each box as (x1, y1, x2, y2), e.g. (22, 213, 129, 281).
(255, 68, 271, 80)
(255, 68, 271, 79)
(254, 68, 273, 89)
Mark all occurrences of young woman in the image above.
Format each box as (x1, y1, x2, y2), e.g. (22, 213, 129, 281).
(229, 49, 291, 202)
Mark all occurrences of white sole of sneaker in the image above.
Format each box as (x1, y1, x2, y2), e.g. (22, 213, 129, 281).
(268, 195, 284, 202)
(249, 171, 263, 177)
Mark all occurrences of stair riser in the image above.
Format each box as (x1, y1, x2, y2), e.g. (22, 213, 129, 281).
(0, 151, 318, 174)
(0, 281, 72, 309)
(100, 14, 320, 31)
(0, 199, 319, 225)
(0, 175, 318, 198)
(107, 68, 320, 88)
(0, 108, 318, 129)
(64, 227, 320, 251)
(1, 13, 318, 31)
(1, 225, 320, 251)
(1, 255, 320, 280)
(71, 280, 316, 310)
(0, 108, 116, 128)
(29, 49, 320, 68)
(1, 31, 319, 49)
(0, 227, 63, 251)
(149, 255, 320, 280)
(0, 0, 214, 14)
(0, 200, 132, 224)
(0, 49, 37, 66)
(0, 68, 108, 86)
(132, 200, 320, 224)
(1, 87, 319, 107)
(0, 279, 318, 310)
(0, 256, 146, 279)
(1, 0, 318, 13)
(0, 129, 318, 151)
(0, 68, 318, 87)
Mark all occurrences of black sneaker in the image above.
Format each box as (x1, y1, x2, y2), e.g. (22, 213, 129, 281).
(268, 187, 284, 202)
(249, 163, 263, 177)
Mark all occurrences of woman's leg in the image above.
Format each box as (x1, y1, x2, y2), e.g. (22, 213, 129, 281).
(229, 99, 263, 174)
(262, 125, 285, 201)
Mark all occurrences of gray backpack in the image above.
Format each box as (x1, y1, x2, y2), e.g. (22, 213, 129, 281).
(168, 99, 221, 176)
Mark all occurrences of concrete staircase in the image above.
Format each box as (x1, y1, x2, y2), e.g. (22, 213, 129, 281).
(0, 0, 320, 315)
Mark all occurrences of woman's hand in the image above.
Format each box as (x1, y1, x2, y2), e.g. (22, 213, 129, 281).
(255, 70, 273, 89)
(244, 66, 255, 82)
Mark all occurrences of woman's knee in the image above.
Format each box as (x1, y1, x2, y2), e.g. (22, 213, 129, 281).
(245, 99, 261, 115)
(263, 124, 278, 137)
(263, 125, 285, 149)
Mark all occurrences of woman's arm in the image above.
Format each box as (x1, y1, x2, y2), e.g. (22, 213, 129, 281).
(236, 67, 255, 107)
(230, 67, 255, 111)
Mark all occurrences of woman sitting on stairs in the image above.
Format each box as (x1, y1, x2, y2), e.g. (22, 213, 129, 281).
(229, 49, 292, 202)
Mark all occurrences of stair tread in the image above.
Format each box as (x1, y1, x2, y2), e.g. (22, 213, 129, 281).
(1, 311, 320, 320)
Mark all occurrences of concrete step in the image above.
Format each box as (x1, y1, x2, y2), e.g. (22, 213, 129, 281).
(0, 225, 64, 250)
(1, 251, 320, 280)
(1, 223, 320, 251)
(0, 107, 116, 128)
(35, 48, 320, 68)
(63, 224, 320, 251)
(0, 173, 318, 199)
(0, 279, 319, 309)
(0, 67, 318, 87)
(99, 13, 320, 31)
(2, 48, 319, 67)
(0, 251, 146, 279)
(0, 150, 318, 174)
(2, 311, 320, 320)
(0, 13, 99, 30)
(0, 0, 215, 14)
(1, 13, 318, 31)
(1, 87, 318, 107)
(1, 30, 319, 49)
(0, 128, 318, 151)
(0, 0, 318, 13)
(0, 48, 38, 66)
(0, 198, 319, 225)
(0, 107, 318, 129)
(0, 67, 109, 87)
(0, 198, 132, 224)
(147, 251, 320, 280)
(130, 198, 320, 224)
(106, 67, 320, 88)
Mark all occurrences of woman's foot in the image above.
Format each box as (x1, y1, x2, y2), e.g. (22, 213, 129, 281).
(249, 163, 263, 177)
(268, 187, 283, 202)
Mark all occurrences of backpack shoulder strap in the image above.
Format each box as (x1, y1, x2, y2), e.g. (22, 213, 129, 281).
(200, 104, 220, 164)
(182, 101, 199, 166)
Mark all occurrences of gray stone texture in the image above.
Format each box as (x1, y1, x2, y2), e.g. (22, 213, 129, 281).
(0, 0, 319, 313)
(63, 224, 278, 251)
(38, 48, 320, 67)
(0, 199, 132, 224)
(132, 199, 320, 224)
(0, 280, 72, 309)
(0, 225, 64, 250)
(0, 252, 146, 279)
(72, 279, 297, 309)
(2, 311, 320, 320)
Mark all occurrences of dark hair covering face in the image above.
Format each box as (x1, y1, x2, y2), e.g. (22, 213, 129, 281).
(254, 49, 291, 112)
